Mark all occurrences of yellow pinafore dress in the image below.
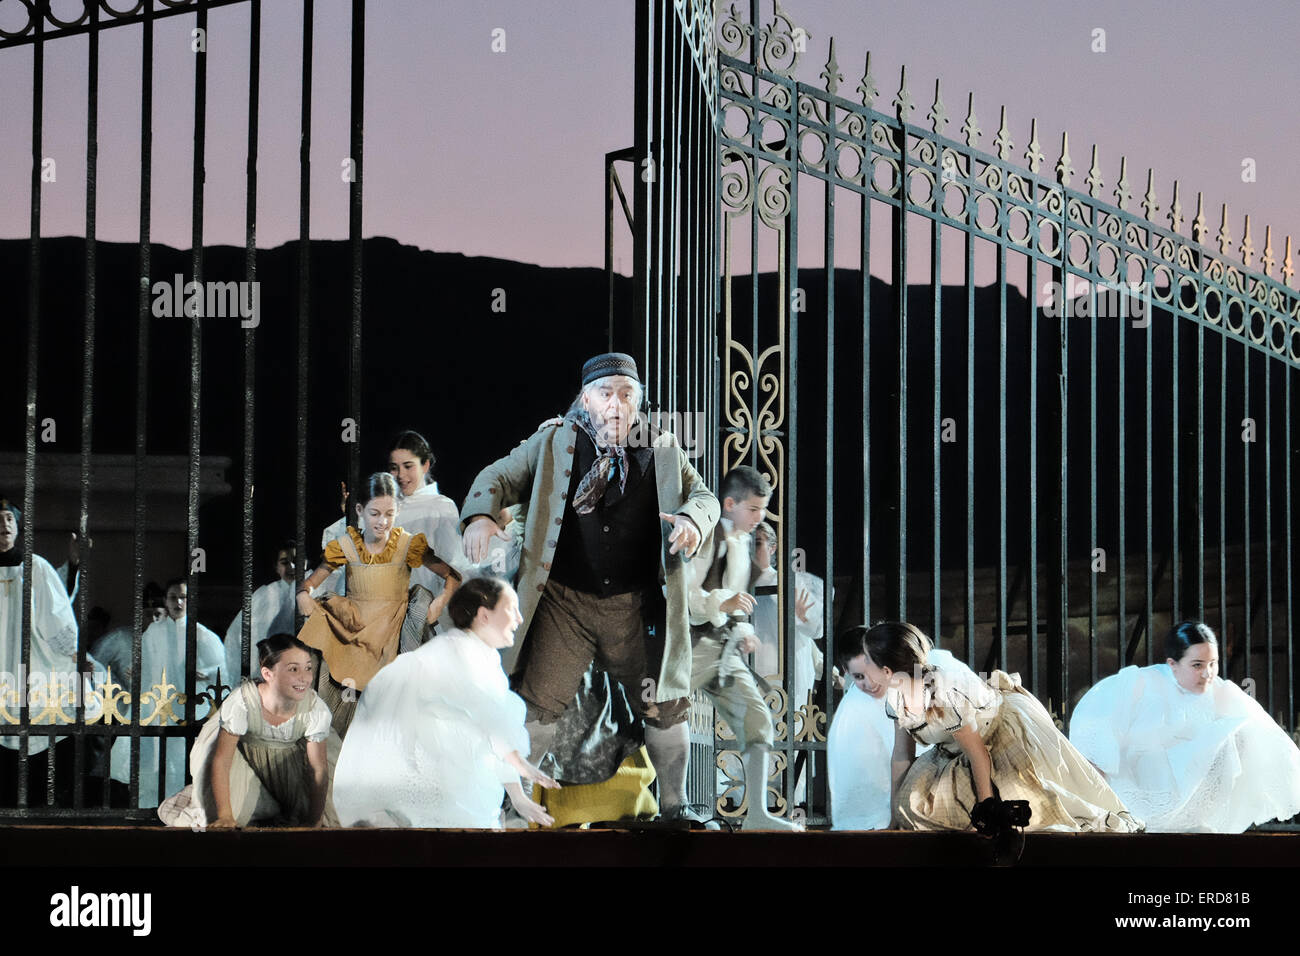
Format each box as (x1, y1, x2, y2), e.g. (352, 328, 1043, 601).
(301, 529, 415, 737)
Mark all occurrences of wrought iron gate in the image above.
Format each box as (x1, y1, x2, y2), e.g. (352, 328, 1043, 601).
(2, 0, 365, 819)
(716, 0, 1300, 826)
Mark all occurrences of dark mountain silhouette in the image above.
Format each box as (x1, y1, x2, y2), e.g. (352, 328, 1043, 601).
(2, 238, 1276, 628)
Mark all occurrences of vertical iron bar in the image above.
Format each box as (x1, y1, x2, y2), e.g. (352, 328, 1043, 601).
(964, 217, 974, 665)
(1117, 281, 1127, 664)
(649, 0, 666, 406)
(185, 0, 209, 773)
(1028, 254, 1040, 695)
(1172, 286, 1181, 623)
(1143, 283, 1153, 663)
(995, 198, 1008, 670)
(75, 0, 101, 811)
(665, 16, 681, 414)
(895, 125, 908, 621)
(130, 0, 157, 810)
(1264, 357, 1273, 714)
(240, 0, 262, 682)
(1242, 342, 1251, 684)
(781, 64, 799, 817)
(605, 156, 615, 348)
(1286, 365, 1294, 732)
(823, 99, 836, 809)
(633, 0, 650, 394)
(1195, 258, 1205, 623)
(861, 185, 872, 629)
(19, 0, 46, 809)
(1051, 248, 1068, 717)
(347, 0, 365, 519)
(931, 195, 942, 645)
(295, 0, 313, 622)
(1218, 325, 1227, 645)
(1089, 279, 1098, 685)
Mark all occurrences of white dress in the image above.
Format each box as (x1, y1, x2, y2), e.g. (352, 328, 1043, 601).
(332, 628, 529, 828)
(827, 682, 897, 829)
(104, 615, 226, 807)
(1070, 663, 1300, 832)
(0, 555, 100, 753)
(222, 579, 296, 681)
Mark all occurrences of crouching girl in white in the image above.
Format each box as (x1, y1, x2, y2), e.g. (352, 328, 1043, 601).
(332, 577, 558, 828)
(1070, 620, 1300, 832)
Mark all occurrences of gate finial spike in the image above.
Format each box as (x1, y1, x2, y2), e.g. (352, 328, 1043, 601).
(1086, 144, 1103, 198)
(1262, 224, 1275, 276)
(994, 105, 1013, 160)
(1055, 130, 1074, 186)
(893, 64, 914, 121)
(1192, 191, 1207, 242)
(961, 92, 980, 147)
(1114, 156, 1131, 210)
(927, 78, 948, 134)
(858, 51, 878, 108)
(1141, 168, 1159, 220)
(1169, 180, 1183, 233)
(1025, 117, 1043, 173)
(1240, 214, 1254, 266)
(1283, 235, 1294, 285)
(821, 36, 842, 95)
(1216, 203, 1232, 254)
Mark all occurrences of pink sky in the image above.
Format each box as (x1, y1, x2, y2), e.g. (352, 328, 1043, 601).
(2, 0, 1297, 284)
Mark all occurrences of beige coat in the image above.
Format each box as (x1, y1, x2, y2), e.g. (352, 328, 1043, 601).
(460, 421, 719, 701)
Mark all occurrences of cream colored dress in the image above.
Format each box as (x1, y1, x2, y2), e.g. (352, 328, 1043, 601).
(889, 650, 1142, 832)
(158, 679, 341, 828)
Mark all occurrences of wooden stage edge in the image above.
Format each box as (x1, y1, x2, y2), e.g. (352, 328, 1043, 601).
(0, 825, 1296, 867)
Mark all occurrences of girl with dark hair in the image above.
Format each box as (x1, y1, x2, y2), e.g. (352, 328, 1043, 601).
(332, 577, 558, 828)
(1070, 620, 1300, 832)
(319, 431, 468, 633)
(297, 472, 462, 737)
(839, 621, 1140, 832)
(159, 634, 340, 828)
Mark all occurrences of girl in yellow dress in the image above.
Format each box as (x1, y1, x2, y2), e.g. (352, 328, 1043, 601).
(297, 472, 461, 736)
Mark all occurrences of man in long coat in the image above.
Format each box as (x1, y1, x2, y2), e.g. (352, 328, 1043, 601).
(461, 353, 718, 817)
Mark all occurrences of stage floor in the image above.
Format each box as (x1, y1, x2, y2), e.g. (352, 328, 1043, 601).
(1, 824, 1296, 867)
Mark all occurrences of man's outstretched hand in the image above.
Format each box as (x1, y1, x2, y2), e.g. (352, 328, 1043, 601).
(463, 515, 509, 565)
(660, 513, 700, 557)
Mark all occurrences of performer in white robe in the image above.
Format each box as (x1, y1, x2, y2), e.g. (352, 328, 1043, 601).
(222, 544, 297, 681)
(750, 522, 827, 804)
(332, 577, 557, 828)
(106, 579, 226, 808)
(750, 523, 826, 711)
(89, 582, 166, 688)
(0, 497, 102, 804)
(1070, 620, 1300, 832)
(0, 509, 101, 749)
(827, 681, 898, 829)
